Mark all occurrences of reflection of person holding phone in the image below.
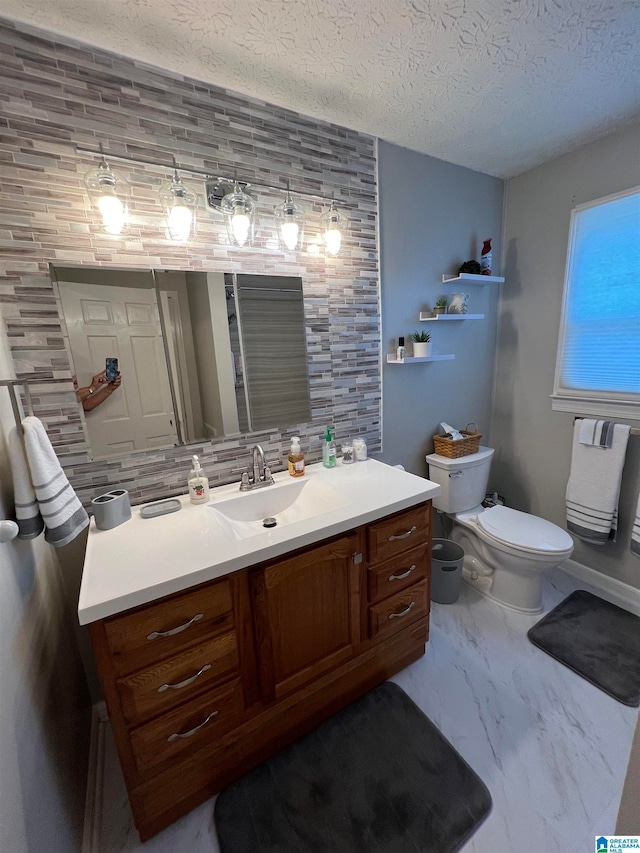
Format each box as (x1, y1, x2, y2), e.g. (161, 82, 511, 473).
(73, 368, 121, 413)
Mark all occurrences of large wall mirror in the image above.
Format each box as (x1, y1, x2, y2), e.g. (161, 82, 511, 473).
(51, 265, 311, 461)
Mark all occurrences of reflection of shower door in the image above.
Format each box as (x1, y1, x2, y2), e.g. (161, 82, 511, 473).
(58, 281, 178, 459)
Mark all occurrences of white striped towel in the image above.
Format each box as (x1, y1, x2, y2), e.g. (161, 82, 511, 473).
(632, 492, 640, 558)
(566, 420, 630, 544)
(7, 426, 45, 540)
(578, 419, 615, 448)
(21, 416, 89, 547)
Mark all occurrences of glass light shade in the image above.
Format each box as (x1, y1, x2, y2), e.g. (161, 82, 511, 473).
(220, 184, 255, 247)
(275, 194, 304, 252)
(320, 201, 346, 256)
(85, 162, 130, 235)
(160, 173, 197, 241)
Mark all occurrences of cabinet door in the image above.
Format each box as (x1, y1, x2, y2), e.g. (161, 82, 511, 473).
(250, 532, 361, 703)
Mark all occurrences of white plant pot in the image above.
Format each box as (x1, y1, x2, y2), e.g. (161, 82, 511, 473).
(412, 341, 431, 357)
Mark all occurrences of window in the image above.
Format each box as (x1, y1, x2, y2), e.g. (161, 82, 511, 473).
(552, 186, 640, 418)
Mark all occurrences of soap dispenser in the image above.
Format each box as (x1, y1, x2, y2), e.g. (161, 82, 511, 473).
(288, 436, 305, 478)
(322, 427, 337, 468)
(188, 455, 210, 504)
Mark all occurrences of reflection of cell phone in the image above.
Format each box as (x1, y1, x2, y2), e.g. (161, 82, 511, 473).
(105, 357, 118, 382)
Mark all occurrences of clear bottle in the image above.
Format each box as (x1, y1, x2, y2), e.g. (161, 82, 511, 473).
(188, 454, 210, 504)
(396, 336, 406, 360)
(288, 436, 305, 477)
(322, 427, 337, 468)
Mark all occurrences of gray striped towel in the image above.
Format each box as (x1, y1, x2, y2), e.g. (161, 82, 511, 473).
(21, 416, 89, 547)
(632, 492, 640, 558)
(7, 426, 45, 540)
(578, 419, 615, 448)
(566, 420, 630, 544)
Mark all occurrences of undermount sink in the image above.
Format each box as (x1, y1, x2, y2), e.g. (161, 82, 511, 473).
(207, 476, 348, 540)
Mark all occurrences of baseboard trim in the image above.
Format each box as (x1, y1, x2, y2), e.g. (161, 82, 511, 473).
(82, 701, 108, 853)
(561, 558, 640, 616)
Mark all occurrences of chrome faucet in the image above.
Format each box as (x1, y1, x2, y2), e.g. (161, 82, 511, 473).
(239, 444, 275, 491)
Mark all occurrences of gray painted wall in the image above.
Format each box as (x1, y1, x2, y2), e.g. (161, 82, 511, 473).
(0, 330, 91, 852)
(376, 140, 505, 477)
(492, 122, 640, 589)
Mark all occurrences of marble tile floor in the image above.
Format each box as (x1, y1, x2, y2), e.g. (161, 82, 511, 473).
(92, 568, 638, 853)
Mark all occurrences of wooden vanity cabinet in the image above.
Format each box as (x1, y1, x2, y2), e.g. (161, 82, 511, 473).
(88, 501, 431, 840)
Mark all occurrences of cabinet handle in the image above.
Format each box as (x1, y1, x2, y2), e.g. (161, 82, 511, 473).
(167, 710, 218, 743)
(388, 564, 416, 582)
(388, 525, 417, 542)
(388, 601, 416, 620)
(147, 613, 203, 640)
(157, 663, 212, 693)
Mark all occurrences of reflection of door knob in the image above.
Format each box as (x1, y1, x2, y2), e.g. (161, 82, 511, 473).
(0, 520, 19, 543)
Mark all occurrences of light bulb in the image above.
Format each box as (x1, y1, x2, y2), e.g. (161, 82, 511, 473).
(97, 192, 126, 235)
(168, 204, 193, 242)
(281, 221, 299, 252)
(324, 227, 342, 256)
(232, 209, 251, 246)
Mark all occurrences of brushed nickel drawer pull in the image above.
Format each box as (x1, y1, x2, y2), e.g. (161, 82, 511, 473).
(147, 613, 203, 640)
(388, 525, 417, 542)
(388, 564, 416, 582)
(388, 601, 416, 620)
(167, 710, 219, 743)
(157, 663, 212, 693)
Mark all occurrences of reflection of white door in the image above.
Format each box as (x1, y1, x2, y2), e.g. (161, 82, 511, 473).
(58, 281, 178, 459)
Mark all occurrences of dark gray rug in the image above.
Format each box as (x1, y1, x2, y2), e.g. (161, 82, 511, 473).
(528, 589, 640, 706)
(215, 682, 491, 853)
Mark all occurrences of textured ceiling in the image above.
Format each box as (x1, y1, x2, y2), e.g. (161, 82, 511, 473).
(3, 0, 640, 177)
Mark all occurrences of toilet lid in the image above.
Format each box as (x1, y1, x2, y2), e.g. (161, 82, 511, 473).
(477, 505, 573, 553)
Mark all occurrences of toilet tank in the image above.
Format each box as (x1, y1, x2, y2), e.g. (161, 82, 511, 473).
(426, 446, 494, 513)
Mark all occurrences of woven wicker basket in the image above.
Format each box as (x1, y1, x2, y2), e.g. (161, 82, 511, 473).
(432, 423, 482, 459)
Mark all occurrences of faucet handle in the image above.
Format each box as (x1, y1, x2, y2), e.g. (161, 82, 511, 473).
(241, 471, 250, 486)
(264, 465, 272, 481)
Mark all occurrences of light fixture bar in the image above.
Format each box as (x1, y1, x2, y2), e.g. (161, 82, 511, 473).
(74, 144, 349, 205)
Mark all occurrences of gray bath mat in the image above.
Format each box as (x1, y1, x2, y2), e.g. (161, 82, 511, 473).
(215, 682, 491, 853)
(528, 589, 640, 706)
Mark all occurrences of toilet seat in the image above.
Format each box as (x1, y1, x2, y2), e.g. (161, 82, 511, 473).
(475, 505, 573, 555)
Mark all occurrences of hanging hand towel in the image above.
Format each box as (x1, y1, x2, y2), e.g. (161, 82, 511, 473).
(21, 416, 89, 547)
(566, 420, 630, 544)
(632, 492, 640, 558)
(7, 426, 45, 540)
(578, 419, 615, 448)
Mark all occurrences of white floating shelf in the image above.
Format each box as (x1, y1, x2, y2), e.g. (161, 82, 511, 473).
(419, 312, 485, 321)
(442, 273, 504, 285)
(386, 354, 455, 364)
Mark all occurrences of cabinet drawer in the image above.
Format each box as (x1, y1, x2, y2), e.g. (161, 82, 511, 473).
(367, 544, 428, 604)
(368, 580, 429, 640)
(118, 632, 239, 726)
(129, 678, 244, 773)
(105, 579, 233, 676)
(367, 504, 429, 564)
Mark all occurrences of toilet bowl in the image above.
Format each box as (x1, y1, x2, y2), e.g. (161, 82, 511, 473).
(426, 447, 574, 613)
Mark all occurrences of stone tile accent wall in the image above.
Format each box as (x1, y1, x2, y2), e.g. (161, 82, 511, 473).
(0, 20, 380, 507)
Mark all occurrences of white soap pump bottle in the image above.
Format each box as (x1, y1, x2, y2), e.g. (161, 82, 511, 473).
(188, 455, 210, 504)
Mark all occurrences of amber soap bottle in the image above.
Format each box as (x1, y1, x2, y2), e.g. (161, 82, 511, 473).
(288, 436, 305, 477)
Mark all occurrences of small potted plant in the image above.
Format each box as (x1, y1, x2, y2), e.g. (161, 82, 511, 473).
(411, 330, 431, 357)
(434, 297, 448, 317)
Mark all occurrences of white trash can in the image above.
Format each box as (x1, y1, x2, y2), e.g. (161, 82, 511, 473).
(431, 538, 464, 604)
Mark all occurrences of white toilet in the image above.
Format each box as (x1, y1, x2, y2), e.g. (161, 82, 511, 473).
(426, 447, 574, 613)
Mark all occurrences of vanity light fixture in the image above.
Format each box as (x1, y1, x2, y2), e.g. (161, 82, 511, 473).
(220, 182, 255, 247)
(320, 199, 346, 256)
(160, 163, 197, 242)
(275, 182, 304, 252)
(84, 146, 130, 235)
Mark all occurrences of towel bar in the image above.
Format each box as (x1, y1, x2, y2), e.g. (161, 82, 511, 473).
(0, 379, 34, 432)
(573, 416, 640, 437)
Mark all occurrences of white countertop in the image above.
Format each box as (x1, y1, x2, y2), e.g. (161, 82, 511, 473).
(78, 459, 440, 625)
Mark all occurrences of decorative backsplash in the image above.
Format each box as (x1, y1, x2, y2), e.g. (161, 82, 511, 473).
(0, 20, 380, 507)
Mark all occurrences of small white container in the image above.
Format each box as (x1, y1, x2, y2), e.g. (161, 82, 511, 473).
(353, 438, 367, 461)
